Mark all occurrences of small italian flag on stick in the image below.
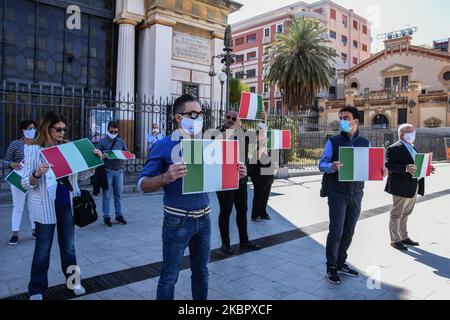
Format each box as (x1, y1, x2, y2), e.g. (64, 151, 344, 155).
(182, 139, 239, 194)
(40, 138, 104, 179)
(268, 130, 291, 150)
(238, 92, 263, 120)
(4, 161, 27, 193)
(104, 150, 135, 160)
(339, 147, 385, 182)
(413, 153, 432, 179)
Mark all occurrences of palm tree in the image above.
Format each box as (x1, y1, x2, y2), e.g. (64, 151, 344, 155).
(264, 17, 337, 112)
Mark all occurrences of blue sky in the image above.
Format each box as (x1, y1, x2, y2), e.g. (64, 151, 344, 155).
(229, 0, 450, 53)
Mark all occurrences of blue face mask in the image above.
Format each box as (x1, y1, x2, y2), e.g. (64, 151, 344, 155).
(340, 120, 352, 133)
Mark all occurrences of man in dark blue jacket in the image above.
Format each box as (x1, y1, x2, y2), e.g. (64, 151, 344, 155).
(319, 106, 386, 284)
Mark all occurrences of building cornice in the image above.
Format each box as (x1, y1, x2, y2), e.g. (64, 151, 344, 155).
(345, 44, 450, 77)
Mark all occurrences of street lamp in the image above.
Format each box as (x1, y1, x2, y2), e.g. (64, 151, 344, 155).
(209, 25, 236, 112)
(218, 72, 227, 120)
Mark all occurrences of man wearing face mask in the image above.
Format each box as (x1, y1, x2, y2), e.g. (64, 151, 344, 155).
(4, 120, 37, 245)
(215, 110, 260, 255)
(319, 106, 385, 285)
(96, 121, 129, 227)
(147, 123, 165, 153)
(385, 124, 435, 251)
(138, 94, 248, 300)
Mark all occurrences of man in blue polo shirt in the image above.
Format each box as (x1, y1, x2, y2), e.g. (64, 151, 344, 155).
(138, 94, 246, 300)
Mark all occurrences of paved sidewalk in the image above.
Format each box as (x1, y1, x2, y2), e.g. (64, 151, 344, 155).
(1, 164, 449, 300)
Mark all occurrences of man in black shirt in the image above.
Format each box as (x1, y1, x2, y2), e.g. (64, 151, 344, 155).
(215, 111, 261, 255)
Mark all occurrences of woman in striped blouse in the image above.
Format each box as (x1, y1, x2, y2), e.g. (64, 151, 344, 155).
(21, 112, 103, 300)
(4, 120, 37, 245)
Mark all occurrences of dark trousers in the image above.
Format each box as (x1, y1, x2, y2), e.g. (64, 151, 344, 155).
(157, 213, 211, 300)
(326, 189, 363, 269)
(251, 177, 274, 219)
(28, 204, 77, 296)
(216, 183, 249, 246)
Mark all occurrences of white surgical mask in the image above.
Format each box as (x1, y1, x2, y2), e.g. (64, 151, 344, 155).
(403, 131, 416, 144)
(23, 128, 36, 140)
(181, 116, 203, 136)
(107, 132, 118, 139)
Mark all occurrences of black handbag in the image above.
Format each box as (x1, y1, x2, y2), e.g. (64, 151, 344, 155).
(73, 190, 98, 227)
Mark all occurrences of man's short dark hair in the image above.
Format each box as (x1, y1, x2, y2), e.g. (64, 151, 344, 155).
(107, 121, 118, 129)
(20, 120, 37, 131)
(173, 94, 199, 116)
(339, 106, 360, 121)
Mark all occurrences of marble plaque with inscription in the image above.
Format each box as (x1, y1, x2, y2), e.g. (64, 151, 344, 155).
(173, 32, 211, 64)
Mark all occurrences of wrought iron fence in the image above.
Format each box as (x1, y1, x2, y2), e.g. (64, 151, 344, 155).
(1, 80, 447, 181)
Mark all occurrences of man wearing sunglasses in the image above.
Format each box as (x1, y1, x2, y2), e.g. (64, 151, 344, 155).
(96, 121, 129, 227)
(215, 110, 260, 255)
(138, 94, 247, 300)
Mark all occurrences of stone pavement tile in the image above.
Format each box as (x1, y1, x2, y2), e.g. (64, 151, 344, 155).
(207, 278, 252, 298)
(274, 262, 324, 280)
(5, 276, 30, 296)
(208, 264, 254, 281)
(206, 288, 233, 300)
(249, 280, 298, 299)
(232, 274, 279, 291)
(0, 284, 11, 298)
(96, 286, 147, 300)
(282, 290, 322, 300)
(126, 278, 159, 298)
(235, 290, 277, 300)
(241, 264, 292, 282)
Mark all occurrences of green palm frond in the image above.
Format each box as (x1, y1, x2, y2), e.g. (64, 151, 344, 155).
(263, 17, 338, 111)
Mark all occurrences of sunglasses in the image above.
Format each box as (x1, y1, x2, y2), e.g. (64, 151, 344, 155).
(109, 130, 119, 134)
(179, 111, 204, 120)
(226, 115, 237, 122)
(52, 127, 68, 133)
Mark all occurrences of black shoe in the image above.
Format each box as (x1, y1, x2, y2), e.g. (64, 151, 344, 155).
(104, 218, 113, 227)
(401, 238, 419, 246)
(391, 242, 408, 251)
(9, 235, 18, 246)
(327, 267, 341, 284)
(240, 241, 261, 251)
(261, 215, 271, 220)
(337, 264, 359, 277)
(220, 245, 234, 256)
(251, 217, 261, 222)
(115, 216, 127, 225)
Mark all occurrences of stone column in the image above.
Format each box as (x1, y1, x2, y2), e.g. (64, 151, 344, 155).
(137, 22, 174, 156)
(116, 21, 137, 152)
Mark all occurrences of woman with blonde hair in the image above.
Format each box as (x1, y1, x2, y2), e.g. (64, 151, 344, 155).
(21, 111, 103, 300)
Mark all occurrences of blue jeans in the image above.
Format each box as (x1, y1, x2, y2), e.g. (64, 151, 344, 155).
(326, 189, 364, 268)
(102, 168, 123, 219)
(28, 204, 77, 296)
(157, 213, 211, 300)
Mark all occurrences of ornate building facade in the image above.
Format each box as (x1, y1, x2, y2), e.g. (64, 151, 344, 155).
(320, 36, 450, 129)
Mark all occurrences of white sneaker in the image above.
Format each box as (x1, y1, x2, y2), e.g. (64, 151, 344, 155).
(72, 285, 86, 296)
(29, 294, 43, 300)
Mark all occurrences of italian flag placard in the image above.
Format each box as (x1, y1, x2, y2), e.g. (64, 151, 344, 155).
(40, 138, 104, 179)
(182, 139, 239, 194)
(105, 150, 135, 160)
(238, 92, 263, 120)
(4, 161, 27, 193)
(413, 153, 432, 179)
(339, 147, 385, 182)
(268, 130, 291, 150)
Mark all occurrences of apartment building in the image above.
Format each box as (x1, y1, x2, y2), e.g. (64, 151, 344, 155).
(230, 0, 371, 113)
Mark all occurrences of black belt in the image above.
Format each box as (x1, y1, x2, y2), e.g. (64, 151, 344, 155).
(164, 206, 211, 218)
